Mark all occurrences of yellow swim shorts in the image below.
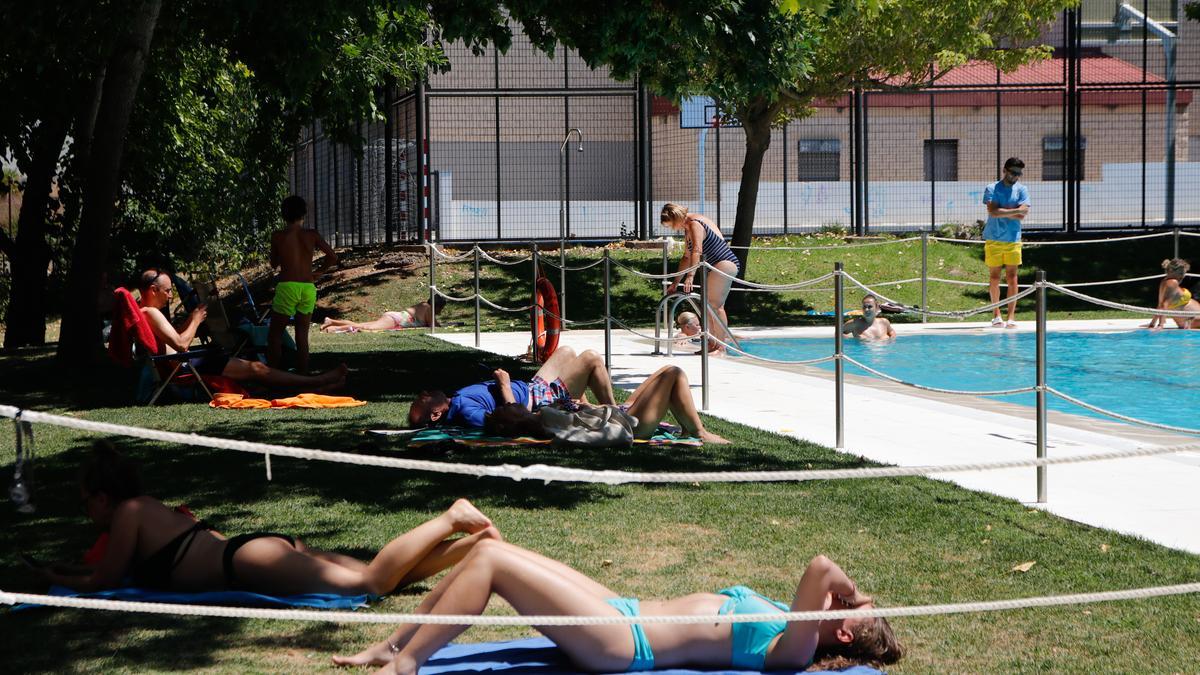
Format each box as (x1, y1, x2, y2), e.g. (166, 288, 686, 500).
(984, 240, 1022, 267)
(272, 281, 317, 316)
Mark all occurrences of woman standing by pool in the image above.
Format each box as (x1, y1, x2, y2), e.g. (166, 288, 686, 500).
(1146, 258, 1199, 330)
(661, 204, 739, 353)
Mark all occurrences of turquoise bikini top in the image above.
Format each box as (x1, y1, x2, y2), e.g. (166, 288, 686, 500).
(717, 585, 791, 670)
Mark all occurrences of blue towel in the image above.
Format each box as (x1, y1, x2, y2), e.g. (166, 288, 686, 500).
(422, 637, 884, 675)
(12, 585, 374, 611)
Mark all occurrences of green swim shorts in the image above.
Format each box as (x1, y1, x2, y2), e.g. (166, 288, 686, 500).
(273, 281, 317, 316)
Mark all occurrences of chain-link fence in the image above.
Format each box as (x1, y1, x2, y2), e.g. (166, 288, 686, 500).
(291, 3, 1200, 243)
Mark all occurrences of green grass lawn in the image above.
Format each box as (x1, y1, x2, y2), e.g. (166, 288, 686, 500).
(1, 331, 1198, 673)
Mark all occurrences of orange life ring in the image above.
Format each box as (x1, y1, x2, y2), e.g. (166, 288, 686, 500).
(531, 276, 560, 362)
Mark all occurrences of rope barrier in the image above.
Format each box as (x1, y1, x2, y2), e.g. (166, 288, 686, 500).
(478, 296, 532, 313)
(610, 258, 705, 280)
(430, 287, 480, 303)
(929, 231, 1173, 246)
(429, 246, 478, 263)
(840, 271, 1039, 318)
(710, 336, 839, 366)
(705, 268, 839, 291)
(1, 407, 1196, 484)
(3, 582, 1197, 624)
(539, 257, 606, 272)
(839, 356, 1039, 397)
(1044, 283, 1200, 318)
(477, 250, 534, 266)
(727, 237, 923, 251)
(1046, 388, 1200, 437)
(610, 316, 705, 345)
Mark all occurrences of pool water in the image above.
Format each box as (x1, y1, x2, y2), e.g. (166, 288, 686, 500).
(737, 330, 1200, 430)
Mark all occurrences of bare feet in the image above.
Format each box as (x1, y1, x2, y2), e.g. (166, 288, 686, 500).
(700, 430, 731, 445)
(331, 640, 393, 668)
(446, 498, 492, 534)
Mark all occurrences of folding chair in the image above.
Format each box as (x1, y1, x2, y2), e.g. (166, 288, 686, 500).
(108, 287, 219, 405)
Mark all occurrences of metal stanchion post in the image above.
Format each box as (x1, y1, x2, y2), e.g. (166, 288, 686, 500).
(834, 262, 845, 450)
(428, 244, 437, 335)
(604, 250, 612, 372)
(1036, 269, 1048, 503)
(920, 232, 929, 324)
(473, 247, 481, 348)
(560, 239, 567, 324)
(1174, 227, 1180, 260)
(700, 254, 710, 411)
(531, 244, 540, 363)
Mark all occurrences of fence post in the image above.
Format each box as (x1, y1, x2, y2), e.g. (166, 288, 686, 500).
(834, 262, 845, 450)
(428, 244, 437, 335)
(1036, 269, 1047, 503)
(473, 247, 481, 349)
(699, 254, 710, 411)
(1174, 227, 1181, 260)
(920, 232, 929, 324)
(604, 250, 612, 372)
(655, 240, 667, 356)
(531, 244, 540, 363)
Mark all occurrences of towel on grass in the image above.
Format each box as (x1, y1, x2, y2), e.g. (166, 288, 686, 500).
(12, 585, 374, 612)
(369, 425, 703, 449)
(210, 392, 367, 409)
(419, 637, 883, 675)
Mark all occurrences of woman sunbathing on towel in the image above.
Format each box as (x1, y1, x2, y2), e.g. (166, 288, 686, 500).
(332, 539, 902, 673)
(483, 365, 729, 445)
(321, 298, 445, 333)
(30, 441, 499, 595)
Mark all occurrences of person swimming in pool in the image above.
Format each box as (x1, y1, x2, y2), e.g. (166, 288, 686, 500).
(842, 295, 896, 341)
(321, 298, 446, 333)
(1145, 258, 1200, 330)
(331, 540, 902, 674)
(30, 441, 499, 596)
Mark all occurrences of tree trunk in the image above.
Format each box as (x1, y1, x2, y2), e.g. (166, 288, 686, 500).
(2, 117, 70, 349)
(57, 0, 162, 364)
(726, 109, 772, 313)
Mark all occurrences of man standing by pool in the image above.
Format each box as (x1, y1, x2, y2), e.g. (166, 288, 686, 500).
(983, 157, 1030, 329)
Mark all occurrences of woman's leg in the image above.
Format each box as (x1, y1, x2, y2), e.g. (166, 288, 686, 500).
(221, 358, 347, 391)
(704, 261, 737, 351)
(387, 539, 635, 675)
(322, 315, 398, 332)
(626, 366, 729, 445)
(232, 499, 494, 596)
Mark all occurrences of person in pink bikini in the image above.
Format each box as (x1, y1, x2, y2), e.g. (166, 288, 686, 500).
(320, 298, 445, 333)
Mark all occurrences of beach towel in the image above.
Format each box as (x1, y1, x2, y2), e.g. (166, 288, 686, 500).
(417, 637, 883, 675)
(12, 585, 373, 612)
(210, 393, 367, 409)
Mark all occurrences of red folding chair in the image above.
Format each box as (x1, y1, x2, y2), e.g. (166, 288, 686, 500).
(108, 287, 218, 405)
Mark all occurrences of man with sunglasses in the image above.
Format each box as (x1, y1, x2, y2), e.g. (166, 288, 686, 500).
(982, 157, 1030, 328)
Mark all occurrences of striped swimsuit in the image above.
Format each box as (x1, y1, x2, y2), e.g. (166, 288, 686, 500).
(690, 218, 740, 271)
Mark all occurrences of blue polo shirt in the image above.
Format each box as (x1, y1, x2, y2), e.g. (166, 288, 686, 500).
(982, 180, 1030, 243)
(446, 380, 531, 428)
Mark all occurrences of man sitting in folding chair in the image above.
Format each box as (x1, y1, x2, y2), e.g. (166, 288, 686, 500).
(136, 269, 346, 397)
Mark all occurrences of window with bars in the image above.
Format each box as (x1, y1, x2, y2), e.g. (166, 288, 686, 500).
(923, 139, 958, 181)
(1043, 136, 1087, 181)
(796, 139, 841, 181)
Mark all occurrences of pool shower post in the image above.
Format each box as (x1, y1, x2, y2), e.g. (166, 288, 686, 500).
(1036, 269, 1048, 503)
(559, 128, 582, 323)
(920, 233, 928, 324)
(1174, 227, 1180, 260)
(604, 250, 612, 372)
(531, 244, 540, 363)
(834, 262, 845, 450)
(700, 254, 710, 411)
(428, 244, 437, 335)
(473, 247, 481, 348)
(655, 240, 668, 356)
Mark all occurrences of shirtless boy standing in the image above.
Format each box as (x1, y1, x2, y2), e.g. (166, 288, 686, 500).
(841, 294, 896, 341)
(269, 196, 337, 373)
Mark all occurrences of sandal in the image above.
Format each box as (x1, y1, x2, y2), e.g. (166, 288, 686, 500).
(990, 317, 1004, 327)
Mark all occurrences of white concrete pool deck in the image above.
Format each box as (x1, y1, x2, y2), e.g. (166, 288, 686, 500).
(430, 318, 1200, 556)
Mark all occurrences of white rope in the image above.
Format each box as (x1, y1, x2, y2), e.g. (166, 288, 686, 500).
(540, 257, 606, 272)
(714, 337, 839, 366)
(924, 276, 1021, 289)
(841, 271, 1039, 318)
(610, 258, 705, 280)
(930, 231, 1173, 246)
(610, 316, 705, 345)
(3, 582, 1197, 624)
(479, 296, 533, 313)
(430, 287, 479, 303)
(477, 250, 533, 266)
(1176, 231, 1200, 238)
(727, 237, 922, 251)
(430, 246, 478, 263)
(701, 266, 837, 291)
(1044, 283, 1200, 318)
(1047, 388, 1200, 436)
(2, 407, 1197, 484)
(1054, 273, 1167, 288)
(840, 356, 1038, 397)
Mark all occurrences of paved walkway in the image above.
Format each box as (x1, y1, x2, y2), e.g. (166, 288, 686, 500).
(431, 318, 1200, 556)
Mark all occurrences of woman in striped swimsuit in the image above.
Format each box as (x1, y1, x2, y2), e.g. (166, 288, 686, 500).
(661, 203, 739, 353)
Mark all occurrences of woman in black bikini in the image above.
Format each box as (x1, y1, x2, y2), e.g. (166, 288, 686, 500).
(34, 442, 499, 595)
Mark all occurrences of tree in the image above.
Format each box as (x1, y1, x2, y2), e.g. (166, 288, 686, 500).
(505, 0, 1073, 286)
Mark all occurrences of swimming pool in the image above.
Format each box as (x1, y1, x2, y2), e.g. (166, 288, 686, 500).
(737, 330, 1200, 430)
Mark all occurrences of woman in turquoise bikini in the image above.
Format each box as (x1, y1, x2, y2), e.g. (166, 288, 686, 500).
(333, 540, 902, 673)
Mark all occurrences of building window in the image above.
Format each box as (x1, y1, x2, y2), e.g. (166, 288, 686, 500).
(1043, 136, 1087, 181)
(796, 139, 840, 181)
(923, 139, 958, 181)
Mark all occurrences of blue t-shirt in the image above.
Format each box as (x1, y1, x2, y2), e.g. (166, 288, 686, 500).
(982, 181, 1030, 243)
(446, 380, 531, 428)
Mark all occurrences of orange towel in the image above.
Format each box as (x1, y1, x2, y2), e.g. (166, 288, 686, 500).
(210, 392, 366, 409)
